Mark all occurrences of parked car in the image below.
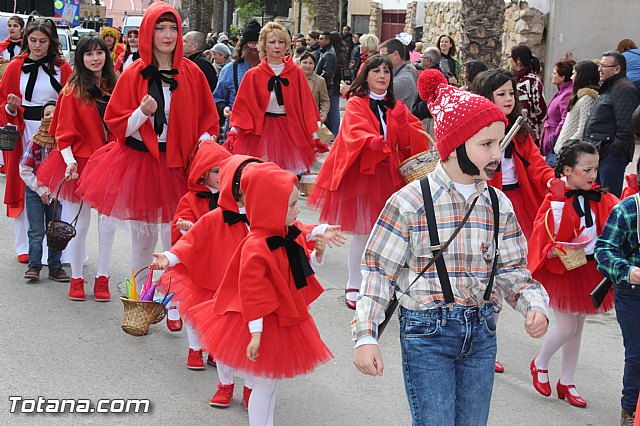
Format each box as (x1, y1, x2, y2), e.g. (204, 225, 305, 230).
(122, 15, 143, 37)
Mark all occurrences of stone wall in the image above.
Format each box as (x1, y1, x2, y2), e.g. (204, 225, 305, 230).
(369, 2, 383, 37)
(421, 1, 463, 48)
(405, 1, 418, 35)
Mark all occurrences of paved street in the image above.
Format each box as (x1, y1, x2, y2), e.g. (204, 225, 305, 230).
(0, 149, 637, 425)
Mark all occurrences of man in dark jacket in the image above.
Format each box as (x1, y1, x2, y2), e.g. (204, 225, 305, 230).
(584, 51, 639, 197)
(183, 31, 218, 93)
(315, 32, 338, 134)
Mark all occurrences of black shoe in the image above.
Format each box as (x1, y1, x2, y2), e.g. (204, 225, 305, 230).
(48, 268, 70, 282)
(24, 267, 41, 281)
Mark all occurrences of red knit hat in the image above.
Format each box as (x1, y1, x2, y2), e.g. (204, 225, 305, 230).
(418, 69, 508, 160)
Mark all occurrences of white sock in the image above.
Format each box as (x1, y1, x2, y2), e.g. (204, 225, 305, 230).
(216, 362, 234, 385)
(248, 377, 278, 426)
(536, 310, 582, 384)
(346, 235, 368, 302)
(186, 323, 201, 350)
(96, 214, 117, 277)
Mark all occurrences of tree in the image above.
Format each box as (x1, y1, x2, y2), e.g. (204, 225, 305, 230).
(459, 0, 505, 68)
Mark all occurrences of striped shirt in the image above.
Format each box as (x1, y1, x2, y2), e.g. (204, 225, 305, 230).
(353, 163, 549, 341)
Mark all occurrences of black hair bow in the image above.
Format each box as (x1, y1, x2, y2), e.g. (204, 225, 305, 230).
(222, 209, 249, 225)
(140, 65, 178, 136)
(266, 225, 314, 290)
(566, 189, 601, 228)
(196, 191, 220, 210)
(267, 75, 289, 106)
(22, 55, 62, 102)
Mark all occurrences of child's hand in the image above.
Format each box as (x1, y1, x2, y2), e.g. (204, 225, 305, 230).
(323, 225, 346, 248)
(140, 94, 157, 116)
(151, 253, 169, 270)
(39, 191, 51, 205)
(65, 162, 78, 180)
(176, 218, 193, 232)
(339, 80, 350, 96)
(315, 235, 326, 263)
(7, 93, 20, 114)
(246, 332, 261, 362)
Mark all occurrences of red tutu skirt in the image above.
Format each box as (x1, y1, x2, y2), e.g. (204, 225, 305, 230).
(156, 265, 214, 322)
(36, 150, 88, 204)
(233, 115, 316, 175)
(308, 157, 402, 235)
(75, 143, 187, 223)
(533, 259, 614, 315)
(189, 307, 333, 379)
(504, 186, 535, 240)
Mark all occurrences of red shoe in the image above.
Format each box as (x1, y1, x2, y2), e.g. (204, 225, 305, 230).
(17, 254, 29, 264)
(93, 276, 111, 302)
(530, 358, 551, 397)
(556, 381, 587, 408)
(209, 383, 234, 408)
(242, 386, 252, 410)
(186, 348, 205, 370)
(68, 278, 86, 301)
(345, 288, 358, 310)
(494, 360, 504, 373)
(207, 355, 217, 367)
(166, 308, 183, 332)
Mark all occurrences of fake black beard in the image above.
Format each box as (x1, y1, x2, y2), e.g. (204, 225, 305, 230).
(455, 145, 500, 179)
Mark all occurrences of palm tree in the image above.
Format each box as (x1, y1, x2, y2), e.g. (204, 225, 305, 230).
(460, 0, 505, 68)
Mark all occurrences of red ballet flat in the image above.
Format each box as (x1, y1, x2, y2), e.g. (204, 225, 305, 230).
(494, 360, 504, 373)
(345, 288, 359, 310)
(166, 308, 183, 332)
(556, 381, 587, 408)
(530, 358, 551, 397)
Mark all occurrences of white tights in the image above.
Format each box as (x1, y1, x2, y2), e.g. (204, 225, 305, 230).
(130, 221, 171, 282)
(248, 377, 278, 426)
(14, 208, 29, 256)
(536, 310, 586, 385)
(346, 235, 368, 301)
(63, 201, 117, 279)
(186, 323, 201, 350)
(215, 362, 255, 388)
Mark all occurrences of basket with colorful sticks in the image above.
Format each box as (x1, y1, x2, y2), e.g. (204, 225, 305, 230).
(120, 266, 174, 336)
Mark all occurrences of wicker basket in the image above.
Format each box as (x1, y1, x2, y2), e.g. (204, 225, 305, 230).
(545, 209, 592, 271)
(120, 266, 168, 331)
(46, 179, 83, 251)
(398, 150, 440, 184)
(0, 62, 9, 79)
(0, 125, 20, 151)
(120, 297, 167, 336)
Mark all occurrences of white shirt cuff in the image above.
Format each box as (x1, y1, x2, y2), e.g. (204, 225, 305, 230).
(163, 251, 180, 267)
(248, 318, 263, 333)
(308, 224, 329, 242)
(5, 104, 17, 116)
(126, 106, 151, 137)
(354, 336, 378, 348)
(309, 249, 324, 269)
(60, 146, 76, 166)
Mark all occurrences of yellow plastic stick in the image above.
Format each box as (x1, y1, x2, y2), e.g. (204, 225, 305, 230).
(129, 267, 138, 300)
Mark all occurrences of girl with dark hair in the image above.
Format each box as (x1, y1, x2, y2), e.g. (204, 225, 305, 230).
(510, 45, 547, 142)
(471, 69, 554, 239)
(437, 34, 459, 85)
(0, 17, 71, 266)
(36, 34, 118, 301)
(310, 54, 429, 309)
(555, 61, 600, 155)
(114, 28, 139, 74)
(541, 59, 575, 159)
(75, 3, 218, 309)
(528, 140, 619, 407)
(0, 15, 25, 61)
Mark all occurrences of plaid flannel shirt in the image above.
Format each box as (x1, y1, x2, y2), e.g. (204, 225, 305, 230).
(352, 163, 549, 341)
(595, 195, 640, 284)
(20, 141, 50, 171)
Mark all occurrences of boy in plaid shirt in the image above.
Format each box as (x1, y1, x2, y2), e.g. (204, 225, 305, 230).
(19, 101, 69, 283)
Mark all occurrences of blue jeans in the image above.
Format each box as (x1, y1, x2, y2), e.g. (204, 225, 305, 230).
(598, 153, 625, 198)
(325, 91, 342, 136)
(615, 283, 640, 413)
(25, 187, 62, 270)
(399, 304, 497, 426)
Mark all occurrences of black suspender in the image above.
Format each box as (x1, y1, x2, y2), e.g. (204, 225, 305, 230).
(233, 61, 239, 92)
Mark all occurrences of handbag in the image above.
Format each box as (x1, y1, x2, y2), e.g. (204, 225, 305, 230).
(544, 209, 591, 271)
(317, 122, 334, 144)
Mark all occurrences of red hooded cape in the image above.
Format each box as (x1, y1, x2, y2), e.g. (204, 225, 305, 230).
(211, 162, 324, 327)
(170, 141, 231, 244)
(0, 54, 72, 217)
(315, 95, 428, 191)
(0, 37, 21, 54)
(488, 130, 554, 208)
(103, 1, 218, 168)
(230, 57, 319, 140)
(528, 189, 619, 275)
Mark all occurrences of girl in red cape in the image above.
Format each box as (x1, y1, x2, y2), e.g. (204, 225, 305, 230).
(0, 18, 72, 264)
(470, 69, 554, 240)
(75, 2, 219, 284)
(188, 161, 333, 422)
(528, 141, 619, 407)
(309, 54, 429, 309)
(114, 29, 139, 75)
(36, 35, 118, 302)
(224, 22, 326, 175)
(0, 15, 24, 62)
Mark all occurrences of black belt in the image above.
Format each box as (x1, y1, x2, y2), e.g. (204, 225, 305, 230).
(502, 182, 519, 191)
(265, 112, 286, 117)
(23, 106, 44, 121)
(586, 254, 595, 261)
(125, 136, 166, 152)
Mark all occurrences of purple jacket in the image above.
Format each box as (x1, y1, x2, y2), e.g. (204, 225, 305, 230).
(541, 80, 573, 154)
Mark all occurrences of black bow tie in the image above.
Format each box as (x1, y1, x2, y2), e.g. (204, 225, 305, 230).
(369, 98, 393, 136)
(132, 51, 140, 62)
(8, 40, 21, 58)
(22, 55, 62, 103)
(267, 75, 289, 106)
(196, 191, 219, 210)
(140, 65, 179, 136)
(566, 189, 602, 228)
(222, 209, 249, 225)
(266, 225, 314, 290)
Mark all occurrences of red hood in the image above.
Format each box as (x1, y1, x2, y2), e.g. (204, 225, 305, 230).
(138, 1, 184, 69)
(217, 155, 262, 212)
(187, 140, 231, 193)
(241, 162, 297, 236)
